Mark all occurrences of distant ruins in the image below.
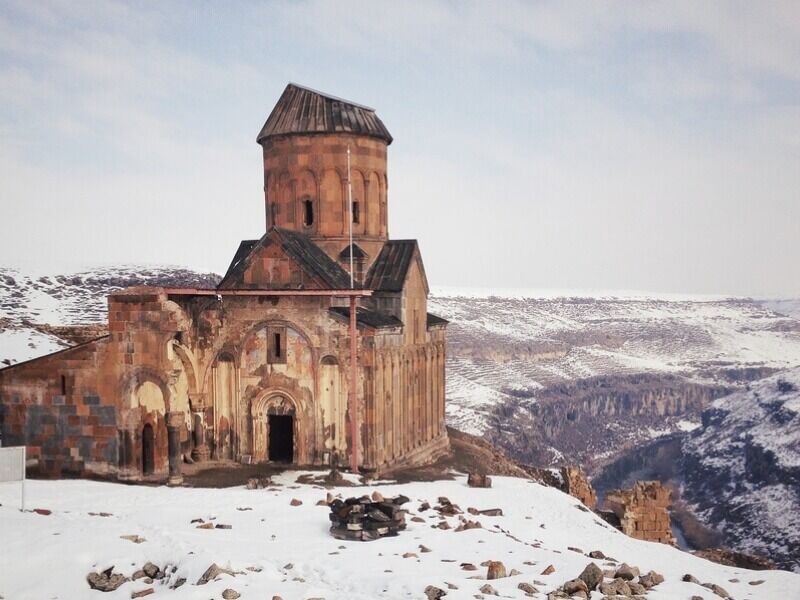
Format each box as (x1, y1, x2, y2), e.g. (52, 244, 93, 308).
(0, 83, 449, 481)
(605, 481, 676, 545)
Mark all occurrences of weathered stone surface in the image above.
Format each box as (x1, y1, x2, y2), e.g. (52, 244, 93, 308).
(479, 583, 498, 595)
(561, 466, 597, 509)
(197, 563, 234, 585)
(639, 570, 665, 589)
(599, 578, 632, 596)
(562, 578, 588, 595)
(467, 473, 492, 488)
(682, 574, 700, 584)
(221, 589, 240, 600)
(614, 563, 639, 581)
(424, 585, 447, 599)
(120, 534, 146, 544)
(605, 482, 676, 545)
(486, 561, 507, 580)
(130, 589, 153, 599)
(141, 562, 159, 578)
(541, 565, 555, 575)
(577, 562, 603, 591)
(702, 583, 731, 598)
(517, 582, 538, 596)
(86, 569, 128, 592)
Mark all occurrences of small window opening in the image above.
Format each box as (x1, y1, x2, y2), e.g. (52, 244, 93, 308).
(352, 201, 360, 224)
(60, 375, 67, 395)
(303, 198, 314, 226)
(274, 333, 282, 358)
(268, 326, 287, 364)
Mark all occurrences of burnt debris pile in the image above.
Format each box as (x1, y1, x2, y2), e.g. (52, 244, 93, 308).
(329, 494, 409, 541)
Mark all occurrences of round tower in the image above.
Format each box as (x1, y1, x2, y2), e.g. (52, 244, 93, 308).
(257, 84, 393, 262)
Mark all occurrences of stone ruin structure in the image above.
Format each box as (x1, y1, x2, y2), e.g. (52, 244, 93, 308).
(604, 481, 676, 545)
(0, 83, 449, 482)
(560, 466, 597, 510)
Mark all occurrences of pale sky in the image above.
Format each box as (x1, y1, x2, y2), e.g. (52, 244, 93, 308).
(1, 1, 798, 296)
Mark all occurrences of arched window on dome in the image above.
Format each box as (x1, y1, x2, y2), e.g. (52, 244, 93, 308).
(302, 198, 314, 227)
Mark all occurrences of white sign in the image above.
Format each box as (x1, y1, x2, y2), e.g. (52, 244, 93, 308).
(0, 446, 26, 510)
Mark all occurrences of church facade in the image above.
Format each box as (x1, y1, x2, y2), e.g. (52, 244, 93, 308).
(0, 84, 449, 482)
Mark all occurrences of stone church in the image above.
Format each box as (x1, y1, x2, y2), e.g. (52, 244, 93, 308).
(0, 83, 449, 482)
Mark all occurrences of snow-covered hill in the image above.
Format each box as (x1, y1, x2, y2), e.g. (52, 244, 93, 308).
(428, 289, 800, 436)
(1, 473, 796, 599)
(0, 266, 219, 365)
(683, 368, 800, 572)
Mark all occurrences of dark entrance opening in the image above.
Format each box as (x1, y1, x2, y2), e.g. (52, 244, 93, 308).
(268, 415, 294, 463)
(142, 424, 155, 475)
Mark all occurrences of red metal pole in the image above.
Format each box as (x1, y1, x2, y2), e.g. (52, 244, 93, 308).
(349, 295, 359, 473)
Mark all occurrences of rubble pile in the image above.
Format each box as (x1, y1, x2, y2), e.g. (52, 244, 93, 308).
(329, 494, 409, 541)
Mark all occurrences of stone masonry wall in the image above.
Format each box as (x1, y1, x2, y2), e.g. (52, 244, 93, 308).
(605, 481, 676, 545)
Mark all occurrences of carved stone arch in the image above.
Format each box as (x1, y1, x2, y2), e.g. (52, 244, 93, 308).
(250, 388, 307, 464)
(321, 354, 339, 366)
(169, 340, 199, 394)
(200, 345, 240, 394)
(121, 367, 171, 413)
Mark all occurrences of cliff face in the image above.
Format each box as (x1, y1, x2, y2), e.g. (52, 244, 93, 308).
(485, 374, 730, 470)
(682, 369, 800, 572)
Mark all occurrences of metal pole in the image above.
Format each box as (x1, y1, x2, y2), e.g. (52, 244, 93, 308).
(349, 295, 359, 472)
(21, 446, 25, 512)
(347, 146, 354, 288)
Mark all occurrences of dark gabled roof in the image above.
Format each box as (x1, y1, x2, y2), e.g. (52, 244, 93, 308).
(224, 239, 258, 280)
(365, 240, 418, 292)
(426, 313, 449, 328)
(257, 83, 393, 145)
(338, 243, 367, 261)
(218, 227, 353, 289)
(329, 307, 402, 329)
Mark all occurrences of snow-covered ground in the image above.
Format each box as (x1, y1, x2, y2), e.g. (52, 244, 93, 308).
(0, 474, 796, 600)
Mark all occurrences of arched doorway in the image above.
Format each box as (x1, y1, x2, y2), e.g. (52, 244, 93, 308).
(142, 424, 155, 475)
(268, 414, 293, 462)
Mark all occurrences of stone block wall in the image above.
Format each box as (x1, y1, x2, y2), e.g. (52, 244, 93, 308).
(605, 481, 676, 545)
(560, 466, 598, 510)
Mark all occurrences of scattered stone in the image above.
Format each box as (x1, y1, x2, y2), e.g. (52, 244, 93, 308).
(283, 563, 294, 570)
(196, 522, 214, 529)
(419, 545, 432, 553)
(221, 589, 241, 599)
(562, 578, 588, 595)
(468, 473, 492, 488)
(567, 546, 583, 554)
(614, 563, 639, 581)
(246, 566, 263, 572)
(577, 562, 603, 591)
(33, 508, 51, 516)
(749, 580, 765, 586)
(329, 494, 408, 541)
(479, 583, 498, 595)
(588, 550, 606, 559)
(424, 585, 447, 599)
(599, 578, 632, 596)
(509, 568, 522, 576)
(246, 477, 271, 489)
(235, 507, 252, 511)
(290, 498, 303, 506)
(170, 578, 186, 590)
(541, 565, 555, 575)
(455, 519, 482, 532)
(487, 561, 507, 580)
(702, 583, 731, 598)
(89, 512, 113, 517)
(196, 563, 234, 585)
(402, 552, 418, 559)
(628, 581, 647, 594)
(518, 582, 538, 596)
(87, 569, 128, 592)
(683, 574, 701, 584)
(411, 516, 426, 523)
(215, 524, 232, 530)
(461, 563, 478, 571)
(132, 570, 146, 581)
(120, 535, 146, 544)
(130, 589, 153, 599)
(691, 597, 704, 600)
(142, 563, 159, 579)
(639, 570, 665, 589)
(419, 501, 431, 511)
(316, 499, 328, 506)
(372, 491, 385, 502)
(446, 582, 458, 589)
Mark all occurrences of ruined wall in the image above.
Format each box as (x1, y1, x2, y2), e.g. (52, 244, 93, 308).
(0, 339, 117, 477)
(561, 466, 598, 510)
(605, 481, 676, 545)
